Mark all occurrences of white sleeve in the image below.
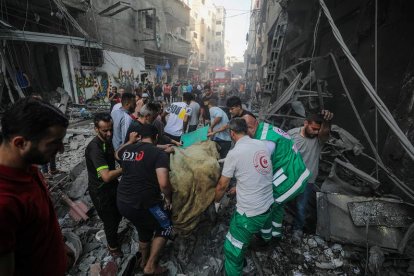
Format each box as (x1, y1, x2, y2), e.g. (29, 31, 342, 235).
(222, 152, 236, 178)
(264, 141, 276, 155)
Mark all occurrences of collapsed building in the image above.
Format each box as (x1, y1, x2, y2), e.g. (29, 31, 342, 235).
(1, 0, 414, 275)
(243, 0, 414, 274)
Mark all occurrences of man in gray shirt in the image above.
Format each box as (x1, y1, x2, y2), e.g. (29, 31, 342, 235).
(187, 94, 200, 132)
(288, 110, 333, 241)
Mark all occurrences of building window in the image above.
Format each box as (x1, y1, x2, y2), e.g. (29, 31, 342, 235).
(216, 32, 221, 36)
(201, 54, 205, 60)
(216, 20, 222, 25)
(201, 18, 204, 24)
(202, 0, 205, 4)
(79, 47, 103, 67)
(201, 36, 204, 42)
(145, 13, 154, 30)
(193, 32, 198, 38)
(181, 28, 186, 37)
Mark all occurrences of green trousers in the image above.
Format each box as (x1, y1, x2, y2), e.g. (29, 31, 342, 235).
(264, 168, 310, 239)
(224, 209, 272, 276)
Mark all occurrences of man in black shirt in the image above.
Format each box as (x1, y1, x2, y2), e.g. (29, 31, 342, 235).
(226, 96, 256, 119)
(116, 124, 172, 275)
(125, 103, 178, 150)
(85, 113, 123, 258)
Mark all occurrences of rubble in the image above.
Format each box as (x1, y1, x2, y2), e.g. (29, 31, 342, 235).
(44, 108, 413, 276)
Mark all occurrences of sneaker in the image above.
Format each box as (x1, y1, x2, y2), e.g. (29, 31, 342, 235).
(250, 234, 270, 251)
(292, 230, 303, 244)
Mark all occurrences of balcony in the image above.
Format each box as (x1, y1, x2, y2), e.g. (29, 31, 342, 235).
(163, 0, 190, 28)
(164, 33, 191, 58)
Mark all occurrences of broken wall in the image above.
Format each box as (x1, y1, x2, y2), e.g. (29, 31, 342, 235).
(70, 49, 146, 103)
(278, 0, 414, 199)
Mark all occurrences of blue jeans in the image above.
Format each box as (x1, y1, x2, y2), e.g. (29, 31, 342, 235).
(293, 182, 314, 231)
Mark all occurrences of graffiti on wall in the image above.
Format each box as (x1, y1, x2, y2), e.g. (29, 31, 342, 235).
(113, 68, 137, 90)
(75, 71, 112, 104)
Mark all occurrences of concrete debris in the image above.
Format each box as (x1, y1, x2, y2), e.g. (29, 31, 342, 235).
(368, 246, 385, 274)
(63, 231, 82, 264)
(348, 199, 414, 227)
(321, 158, 379, 196)
(43, 117, 413, 276)
(307, 238, 318, 248)
(316, 192, 407, 251)
(66, 169, 88, 199)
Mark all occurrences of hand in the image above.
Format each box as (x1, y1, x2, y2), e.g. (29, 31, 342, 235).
(128, 132, 140, 143)
(214, 202, 220, 212)
(164, 197, 172, 210)
(321, 110, 333, 121)
(227, 186, 236, 196)
(164, 145, 175, 153)
(172, 140, 182, 147)
(207, 131, 216, 137)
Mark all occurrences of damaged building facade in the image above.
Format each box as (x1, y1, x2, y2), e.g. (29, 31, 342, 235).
(245, 0, 414, 273)
(0, 0, 193, 105)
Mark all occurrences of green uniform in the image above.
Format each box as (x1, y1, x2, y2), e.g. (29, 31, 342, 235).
(224, 210, 271, 275)
(254, 122, 310, 238)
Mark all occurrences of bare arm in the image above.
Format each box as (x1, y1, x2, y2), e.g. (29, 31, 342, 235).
(214, 175, 231, 203)
(0, 252, 14, 275)
(156, 168, 172, 202)
(210, 116, 222, 130)
(183, 114, 189, 134)
(98, 168, 123, 183)
(161, 111, 168, 125)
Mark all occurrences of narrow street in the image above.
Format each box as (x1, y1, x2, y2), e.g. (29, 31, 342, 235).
(0, 0, 414, 276)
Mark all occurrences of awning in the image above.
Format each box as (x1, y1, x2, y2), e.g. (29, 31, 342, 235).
(0, 29, 102, 49)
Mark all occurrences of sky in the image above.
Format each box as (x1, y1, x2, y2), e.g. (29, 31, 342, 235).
(214, 0, 251, 61)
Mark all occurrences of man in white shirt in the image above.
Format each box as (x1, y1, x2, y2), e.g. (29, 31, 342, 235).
(214, 118, 273, 276)
(162, 92, 192, 142)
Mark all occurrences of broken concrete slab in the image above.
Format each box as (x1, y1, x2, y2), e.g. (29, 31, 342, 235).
(69, 160, 86, 181)
(67, 169, 88, 199)
(348, 199, 414, 227)
(316, 192, 407, 251)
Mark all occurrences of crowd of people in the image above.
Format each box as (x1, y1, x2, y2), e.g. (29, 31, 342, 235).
(0, 81, 333, 275)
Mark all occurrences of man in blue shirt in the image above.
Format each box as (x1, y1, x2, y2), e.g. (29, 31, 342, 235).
(186, 82, 193, 93)
(110, 93, 136, 150)
(207, 98, 232, 158)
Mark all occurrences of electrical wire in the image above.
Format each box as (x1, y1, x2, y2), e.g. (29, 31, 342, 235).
(308, 8, 321, 93)
(374, 0, 379, 179)
(319, 0, 414, 161)
(329, 52, 414, 201)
